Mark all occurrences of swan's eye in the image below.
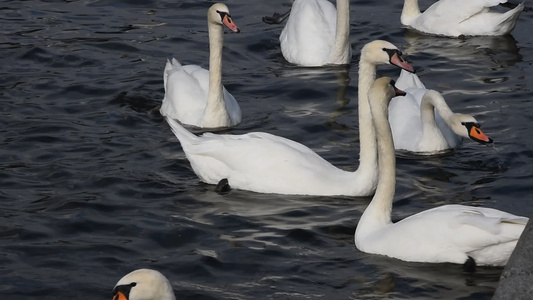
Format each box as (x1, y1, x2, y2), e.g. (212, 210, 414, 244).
(461, 122, 466, 125)
(216, 10, 229, 20)
(389, 79, 396, 85)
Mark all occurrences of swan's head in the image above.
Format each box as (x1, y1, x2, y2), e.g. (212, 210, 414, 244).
(360, 40, 414, 73)
(368, 77, 407, 112)
(112, 269, 176, 300)
(450, 114, 493, 145)
(208, 3, 240, 33)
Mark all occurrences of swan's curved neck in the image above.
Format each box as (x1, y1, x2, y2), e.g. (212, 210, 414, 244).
(204, 21, 229, 126)
(357, 60, 378, 177)
(328, 0, 351, 64)
(356, 92, 395, 238)
(401, 0, 421, 26)
(421, 90, 454, 129)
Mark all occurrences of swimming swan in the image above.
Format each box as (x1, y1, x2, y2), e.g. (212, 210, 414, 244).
(266, 0, 351, 66)
(401, 0, 524, 37)
(160, 3, 241, 128)
(389, 70, 493, 153)
(165, 40, 414, 196)
(354, 77, 527, 267)
(112, 269, 175, 300)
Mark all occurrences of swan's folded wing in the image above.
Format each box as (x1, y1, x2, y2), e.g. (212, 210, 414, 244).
(395, 69, 426, 90)
(193, 131, 335, 170)
(388, 90, 425, 150)
(161, 67, 208, 122)
(448, 206, 528, 248)
(424, 0, 507, 24)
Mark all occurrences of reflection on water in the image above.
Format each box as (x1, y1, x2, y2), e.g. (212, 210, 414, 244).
(402, 30, 522, 72)
(278, 65, 352, 114)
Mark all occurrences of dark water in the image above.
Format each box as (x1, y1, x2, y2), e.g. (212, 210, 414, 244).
(1, 0, 533, 299)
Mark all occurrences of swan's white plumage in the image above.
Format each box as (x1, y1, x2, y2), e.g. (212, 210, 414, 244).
(355, 77, 527, 267)
(389, 70, 487, 153)
(161, 59, 241, 127)
(166, 117, 375, 196)
(280, 0, 351, 66)
(165, 40, 414, 196)
(113, 269, 176, 300)
(160, 3, 241, 128)
(401, 0, 524, 37)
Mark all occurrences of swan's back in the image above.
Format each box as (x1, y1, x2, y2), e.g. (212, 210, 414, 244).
(389, 71, 459, 152)
(161, 64, 210, 125)
(365, 205, 527, 266)
(280, 0, 337, 66)
(409, 0, 523, 36)
(161, 63, 241, 127)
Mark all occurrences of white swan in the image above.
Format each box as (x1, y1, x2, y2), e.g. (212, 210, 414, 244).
(160, 3, 242, 129)
(112, 269, 175, 300)
(388, 70, 493, 153)
(164, 40, 414, 196)
(354, 77, 528, 267)
(401, 0, 524, 37)
(276, 0, 352, 66)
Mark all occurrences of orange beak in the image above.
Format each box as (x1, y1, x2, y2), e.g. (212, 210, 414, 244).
(113, 291, 128, 300)
(466, 123, 493, 145)
(222, 14, 240, 33)
(390, 52, 415, 73)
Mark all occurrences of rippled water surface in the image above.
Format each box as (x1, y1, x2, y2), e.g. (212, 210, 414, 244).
(1, 0, 533, 299)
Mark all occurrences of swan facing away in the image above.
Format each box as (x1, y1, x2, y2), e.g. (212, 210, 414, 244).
(165, 40, 414, 196)
(112, 269, 175, 300)
(389, 70, 493, 154)
(354, 77, 528, 267)
(160, 3, 242, 129)
(401, 0, 524, 37)
(266, 0, 352, 66)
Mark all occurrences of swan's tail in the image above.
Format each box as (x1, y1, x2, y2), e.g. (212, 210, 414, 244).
(163, 58, 182, 92)
(165, 117, 198, 149)
(496, 2, 524, 35)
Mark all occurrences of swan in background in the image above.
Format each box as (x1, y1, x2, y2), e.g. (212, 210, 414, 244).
(264, 0, 351, 66)
(160, 3, 241, 129)
(355, 77, 528, 268)
(401, 0, 524, 37)
(164, 40, 414, 196)
(112, 269, 175, 300)
(388, 70, 493, 153)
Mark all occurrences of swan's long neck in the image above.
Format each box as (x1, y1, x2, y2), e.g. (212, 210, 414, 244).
(419, 91, 451, 145)
(401, 0, 421, 26)
(328, 0, 351, 64)
(356, 60, 378, 179)
(356, 90, 395, 239)
(204, 21, 229, 127)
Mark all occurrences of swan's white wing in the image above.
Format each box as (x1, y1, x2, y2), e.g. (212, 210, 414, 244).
(422, 0, 505, 24)
(396, 205, 525, 248)
(280, 0, 337, 66)
(161, 63, 240, 127)
(389, 90, 425, 151)
(395, 69, 426, 90)
(176, 129, 357, 195)
(391, 71, 460, 152)
(193, 131, 337, 171)
(366, 204, 527, 265)
(160, 65, 209, 125)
